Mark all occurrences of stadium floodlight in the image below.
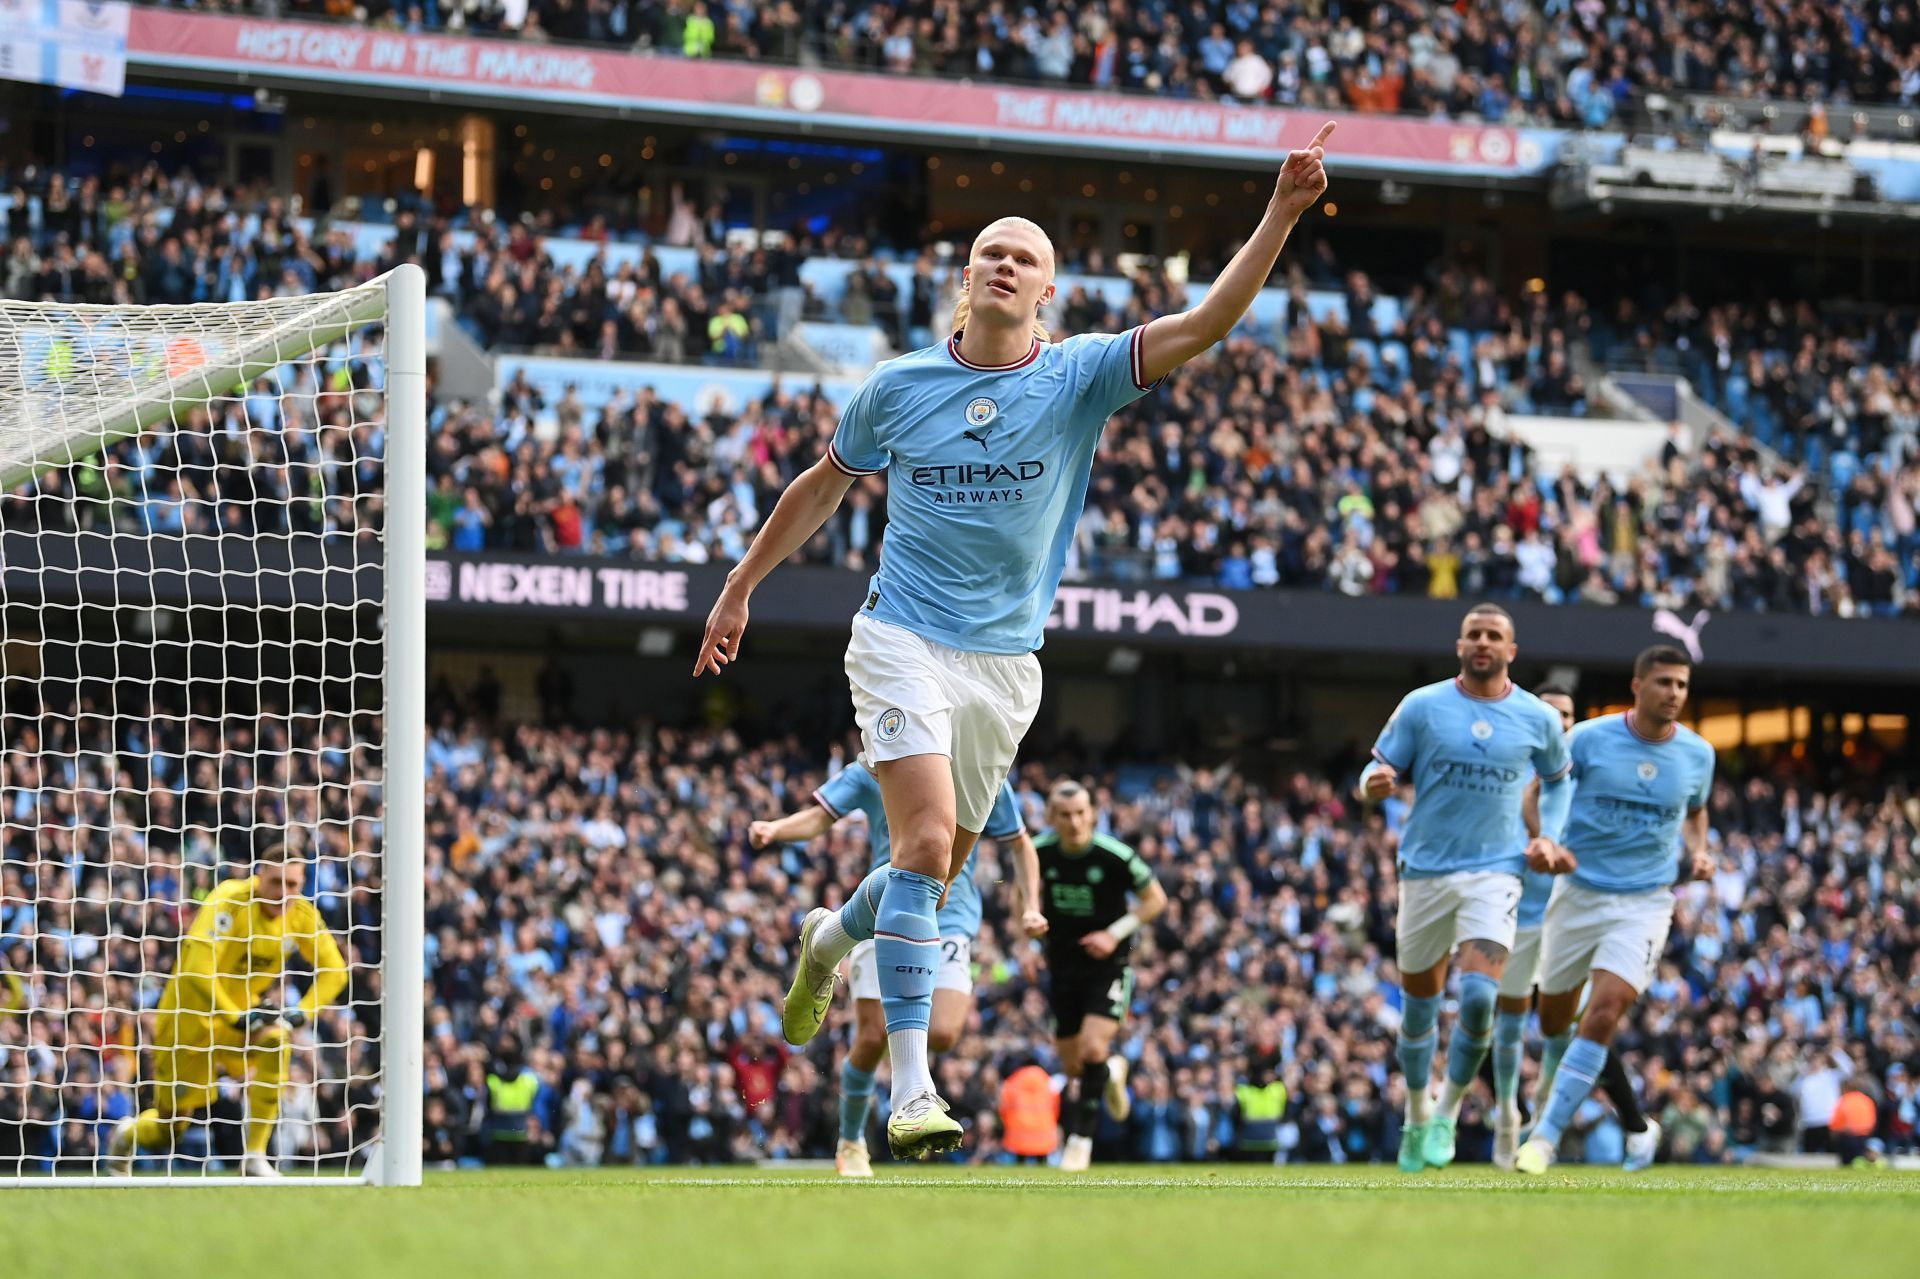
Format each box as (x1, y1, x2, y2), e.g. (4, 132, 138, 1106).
(0, 266, 425, 1186)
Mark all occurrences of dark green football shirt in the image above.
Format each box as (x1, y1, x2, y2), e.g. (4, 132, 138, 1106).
(1033, 830, 1156, 949)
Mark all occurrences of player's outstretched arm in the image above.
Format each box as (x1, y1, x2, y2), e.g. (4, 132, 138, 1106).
(750, 805, 837, 849)
(1136, 120, 1336, 386)
(694, 457, 858, 676)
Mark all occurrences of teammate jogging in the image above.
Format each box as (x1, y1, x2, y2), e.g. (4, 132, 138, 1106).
(750, 761, 1043, 1175)
(1516, 646, 1716, 1175)
(1033, 780, 1166, 1172)
(1484, 684, 1662, 1170)
(1358, 604, 1572, 1174)
(695, 122, 1339, 1159)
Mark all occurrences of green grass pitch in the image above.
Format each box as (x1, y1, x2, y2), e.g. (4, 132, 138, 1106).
(15, 1165, 1916, 1279)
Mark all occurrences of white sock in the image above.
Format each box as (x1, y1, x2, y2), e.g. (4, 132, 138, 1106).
(1407, 1085, 1433, 1126)
(810, 911, 857, 968)
(1438, 1078, 1471, 1121)
(888, 1028, 934, 1102)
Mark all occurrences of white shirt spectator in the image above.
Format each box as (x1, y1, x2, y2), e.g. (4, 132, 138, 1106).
(1429, 427, 1466, 487)
(1025, 17, 1074, 79)
(1516, 532, 1556, 595)
(1739, 469, 1806, 541)
(1224, 48, 1275, 99)
(1795, 1049, 1852, 1136)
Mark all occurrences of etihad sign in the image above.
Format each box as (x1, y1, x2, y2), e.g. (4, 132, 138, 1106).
(1047, 586, 1240, 638)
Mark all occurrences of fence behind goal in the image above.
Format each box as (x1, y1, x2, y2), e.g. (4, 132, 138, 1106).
(0, 266, 424, 1185)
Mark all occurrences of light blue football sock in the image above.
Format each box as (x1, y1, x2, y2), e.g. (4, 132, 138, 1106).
(874, 868, 942, 1034)
(1538, 1030, 1574, 1102)
(1444, 971, 1500, 1088)
(1533, 1036, 1607, 1148)
(839, 1062, 877, 1143)
(838, 864, 889, 942)
(1493, 1010, 1527, 1107)
(1399, 992, 1442, 1121)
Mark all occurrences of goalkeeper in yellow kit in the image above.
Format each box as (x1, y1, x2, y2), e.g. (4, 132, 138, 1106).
(108, 842, 348, 1178)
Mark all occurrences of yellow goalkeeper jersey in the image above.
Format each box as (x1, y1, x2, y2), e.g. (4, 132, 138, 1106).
(159, 875, 349, 1027)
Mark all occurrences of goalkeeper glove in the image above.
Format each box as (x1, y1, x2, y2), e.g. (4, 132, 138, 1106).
(281, 1006, 308, 1030)
(236, 1006, 283, 1034)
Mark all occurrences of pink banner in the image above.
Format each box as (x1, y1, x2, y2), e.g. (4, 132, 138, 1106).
(128, 12, 1540, 173)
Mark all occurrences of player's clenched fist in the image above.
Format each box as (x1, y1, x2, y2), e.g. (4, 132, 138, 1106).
(1526, 837, 1577, 875)
(749, 820, 776, 849)
(1361, 762, 1397, 802)
(1021, 909, 1050, 939)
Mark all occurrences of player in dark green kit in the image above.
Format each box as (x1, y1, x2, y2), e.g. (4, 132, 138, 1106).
(1031, 780, 1168, 1171)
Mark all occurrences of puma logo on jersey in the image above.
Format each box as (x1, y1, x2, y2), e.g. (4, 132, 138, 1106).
(962, 428, 994, 451)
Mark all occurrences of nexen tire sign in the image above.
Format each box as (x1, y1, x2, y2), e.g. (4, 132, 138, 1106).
(1048, 586, 1240, 639)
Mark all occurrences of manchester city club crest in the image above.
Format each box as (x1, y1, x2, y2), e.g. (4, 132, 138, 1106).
(1637, 760, 1659, 781)
(965, 397, 998, 428)
(1471, 720, 1494, 740)
(876, 708, 906, 742)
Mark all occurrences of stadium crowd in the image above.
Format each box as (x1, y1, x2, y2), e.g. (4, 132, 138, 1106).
(152, 0, 1920, 124)
(4, 676, 1914, 1173)
(4, 163, 1917, 618)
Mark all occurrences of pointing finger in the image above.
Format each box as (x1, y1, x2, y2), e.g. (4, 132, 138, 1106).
(1309, 120, 1338, 149)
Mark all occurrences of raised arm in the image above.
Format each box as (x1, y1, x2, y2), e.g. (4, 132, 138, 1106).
(693, 456, 858, 676)
(1137, 121, 1336, 386)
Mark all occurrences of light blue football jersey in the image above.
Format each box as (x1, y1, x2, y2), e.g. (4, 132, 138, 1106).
(1562, 713, 1716, 895)
(812, 761, 1025, 938)
(1371, 678, 1571, 879)
(829, 327, 1161, 654)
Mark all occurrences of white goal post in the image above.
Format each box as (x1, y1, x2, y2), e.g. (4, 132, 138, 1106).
(0, 265, 424, 1186)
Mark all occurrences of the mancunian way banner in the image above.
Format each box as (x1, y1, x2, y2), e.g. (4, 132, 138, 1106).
(126, 12, 1554, 177)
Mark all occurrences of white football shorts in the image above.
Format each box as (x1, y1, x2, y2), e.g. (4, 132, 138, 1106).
(845, 612, 1041, 834)
(1538, 881, 1674, 997)
(1397, 869, 1522, 976)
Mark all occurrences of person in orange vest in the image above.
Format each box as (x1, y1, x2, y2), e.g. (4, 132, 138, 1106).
(1832, 1087, 1880, 1166)
(1000, 1062, 1060, 1164)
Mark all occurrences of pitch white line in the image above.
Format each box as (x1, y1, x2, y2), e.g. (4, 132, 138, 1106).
(632, 1174, 1916, 1194)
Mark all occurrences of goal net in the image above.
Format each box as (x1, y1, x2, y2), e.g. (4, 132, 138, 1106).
(0, 266, 425, 1185)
